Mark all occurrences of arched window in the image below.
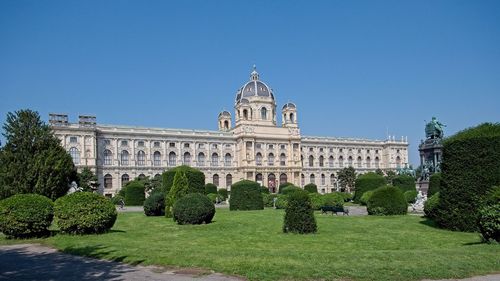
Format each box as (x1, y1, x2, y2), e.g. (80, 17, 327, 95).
(121, 150, 129, 166)
(348, 156, 353, 167)
(366, 156, 371, 168)
(289, 113, 294, 123)
(224, 153, 232, 167)
(280, 153, 286, 166)
(301, 174, 305, 186)
(396, 156, 402, 168)
(268, 153, 274, 166)
(183, 152, 191, 165)
(121, 174, 129, 187)
(69, 147, 80, 164)
(168, 152, 176, 166)
(104, 174, 112, 188)
(357, 156, 362, 168)
(138, 174, 146, 180)
(301, 155, 304, 167)
(339, 156, 344, 167)
(319, 155, 324, 167)
(243, 109, 248, 120)
(153, 151, 161, 166)
(256, 152, 262, 166)
(211, 153, 219, 167)
(268, 174, 276, 192)
(137, 150, 146, 166)
(213, 174, 219, 186)
(197, 152, 205, 167)
(103, 149, 112, 165)
(321, 174, 326, 185)
(308, 155, 314, 167)
(226, 174, 232, 188)
(329, 156, 334, 167)
(330, 174, 335, 185)
(261, 107, 267, 120)
(375, 156, 380, 168)
(256, 173, 263, 183)
(224, 120, 229, 129)
(310, 174, 315, 184)
(280, 173, 287, 185)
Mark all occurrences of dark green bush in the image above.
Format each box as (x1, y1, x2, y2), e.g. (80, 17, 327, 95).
(173, 193, 215, 225)
(435, 123, 500, 231)
(55, 192, 117, 234)
(367, 186, 407, 216)
(353, 173, 386, 203)
(218, 188, 228, 201)
(278, 182, 294, 193)
(262, 193, 278, 207)
(205, 183, 217, 195)
(478, 203, 500, 243)
(340, 192, 354, 202)
(281, 185, 302, 195)
(165, 170, 189, 218)
(123, 180, 145, 206)
(275, 194, 288, 209)
(261, 186, 270, 194)
(484, 186, 500, 206)
(404, 190, 418, 204)
(304, 183, 318, 193)
(110, 195, 124, 205)
(359, 190, 374, 206)
(162, 165, 205, 194)
(308, 193, 324, 210)
(323, 193, 344, 208)
(428, 173, 441, 197)
(393, 175, 416, 193)
(283, 190, 317, 234)
(144, 191, 165, 216)
(229, 180, 263, 211)
(424, 192, 440, 220)
(207, 193, 218, 203)
(0, 194, 53, 238)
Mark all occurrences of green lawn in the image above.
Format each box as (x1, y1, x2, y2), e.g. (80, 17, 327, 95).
(1, 209, 499, 281)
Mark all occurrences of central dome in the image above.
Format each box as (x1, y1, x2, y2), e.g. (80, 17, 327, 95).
(235, 66, 275, 104)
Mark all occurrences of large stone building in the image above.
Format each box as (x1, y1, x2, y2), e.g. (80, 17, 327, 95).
(50, 67, 409, 197)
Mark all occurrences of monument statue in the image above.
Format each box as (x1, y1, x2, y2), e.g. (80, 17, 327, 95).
(418, 116, 446, 195)
(425, 117, 446, 139)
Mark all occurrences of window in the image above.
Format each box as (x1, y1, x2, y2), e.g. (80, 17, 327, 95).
(212, 144, 218, 149)
(280, 173, 288, 185)
(339, 148, 343, 153)
(268, 153, 274, 166)
(320, 148, 323, 152)
(246, 142, 252, 148)
(301, 174, 305, 186)
(226, 174, 232, 188)
(375, 156, 380, 168)
(154, 141, 160, 147)
(329, 156, 334, 167)
(339, 156, 344, 168)
(121, 174, 129, 187)
(198, 143, 205, 149)
(293, 143, 299, 150)
(280, 144, 286, 150)
(137, 150, 146, 166)
(243, 109, 248, 119)
(184, 143, 190, 148)
(329, 148, 334, 153)
(104, 174, 112, 189)
(330, 174, 335, 185)
(168, 152, 176, 166)
(103, 149, 112, 165)
(213, 174, 219, 186)
(357, 156, 362, 168)
(256, 153, 262, 166)
(224, 153, 232, 167)
(225, 144, 231, 148)
(256, 143, 262, 149)
(183, 152, 191, 165)
(121, 150, 129, 166)
(268, 144, 274, 149)
(375, 149, 379, 154)
(358, 149, 361, 153)
(104, 139, 111, 145)
(197, 152, 205, 166)
(70, 136, 78, 143)
(280, 153, 286, 166)
(211, 153, 219, 167)
(396, 156, 402, 168)
(154, 151, 162, 166)
(138, 141, 144, 147)
(309, 147, 313, 152)
(319, 155, 324, 167)
(367, 149, 370, 153)
(121, 140, 128, 146)
(308, 155, 314, 167)
(310, 174, 315, 184)
(289, 112, 294, 122)
(69, 147, 80, 164)
(366, 156, 371, 168)
(138, 174, 146, 180)
(261, 107, 267, 120)
(169, 142, 176, 148)
(348, 156, 353, 167)
(321, 174, 326, 185)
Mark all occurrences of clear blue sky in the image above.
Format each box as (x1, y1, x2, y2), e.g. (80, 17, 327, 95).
(1, 0, 499, 166)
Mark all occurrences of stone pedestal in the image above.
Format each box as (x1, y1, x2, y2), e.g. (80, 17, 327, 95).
(417, 180, 429, 196)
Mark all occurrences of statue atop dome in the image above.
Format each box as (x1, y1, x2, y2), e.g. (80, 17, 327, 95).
(425, 117, 446, 140)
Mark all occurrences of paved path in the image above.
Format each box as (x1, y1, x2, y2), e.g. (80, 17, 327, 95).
(0, 244, 244, 281)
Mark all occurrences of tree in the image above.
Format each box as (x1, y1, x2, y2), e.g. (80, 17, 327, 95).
(165, 170, 189, 217)
(384, 170, 397, 185)
(77, 167, 99, 192)
(338, 167, 356, 193)
(375, 169, 384, 177)
(0, 109, 77, 200)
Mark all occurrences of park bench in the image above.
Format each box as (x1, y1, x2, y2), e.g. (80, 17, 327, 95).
(320, 206, 349, 216)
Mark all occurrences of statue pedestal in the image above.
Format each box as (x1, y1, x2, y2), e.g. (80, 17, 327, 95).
(417, 180, 429, 196)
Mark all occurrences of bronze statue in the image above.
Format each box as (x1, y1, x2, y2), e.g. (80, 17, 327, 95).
(425, 117, 446, 139)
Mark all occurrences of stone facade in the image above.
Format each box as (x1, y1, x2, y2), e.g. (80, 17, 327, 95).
(50, 68, 409, 196)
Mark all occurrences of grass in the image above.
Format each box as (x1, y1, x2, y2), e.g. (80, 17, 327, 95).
(1, 208, 499, 281)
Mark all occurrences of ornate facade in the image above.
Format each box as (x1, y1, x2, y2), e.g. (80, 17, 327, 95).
(50, 68, 409, 196)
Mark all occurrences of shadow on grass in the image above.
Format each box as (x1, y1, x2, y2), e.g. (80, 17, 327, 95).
(62, 244, 144, 265)
(418, 218, 440, 229)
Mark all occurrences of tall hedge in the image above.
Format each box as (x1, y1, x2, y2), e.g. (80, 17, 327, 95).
(304, 183, 318, 193)
(278, 182, 294, 193)
(353, 173, 387, 203)
(229, 180, 263, 211)
(205, 183, 218, 195)
(283, 190, 317, 234)
(165, 170, 189, 217)
(161, 165, 205, 194)
(428, 173, 441, 197)
(123, 180, 145, 206)
(392, 175, 416, 193)
(435, 123, 500, 232)
(367, 186, 407, 216)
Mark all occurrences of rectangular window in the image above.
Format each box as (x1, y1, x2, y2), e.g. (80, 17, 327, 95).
(309, 147, 313, 152)
(329, 148, 334, 153)
(70, 136, 78, 143)
(212, 144, 218, 149)
(280, 144, 286, 150)
(268, 144, 274, 149)
(198, 143, 205, 149)
(256, 143, 261, 149)
(293, 143, 299, 150)
(121, 140, 128, 146)
(225, 144, 231, 148)
(154, 141, 160, 147)
(320, 148, 323, 152)
(138, 141, 144, 147)
(169, 142, 176, 148)
(104, 139, 111, 145)
(184, 143, 190, 148)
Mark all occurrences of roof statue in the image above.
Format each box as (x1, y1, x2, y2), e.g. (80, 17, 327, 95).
(425, 117, 446, 139)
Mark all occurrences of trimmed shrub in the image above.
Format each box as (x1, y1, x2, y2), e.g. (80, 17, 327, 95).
(0, 194, 53, 238)
(478, 203, 500, 243)
(229, 180, 264, 211)
(110, 195, 124, 205)
(283, 190, 317, 234)
(281, 185, 302, 195)
(308, 193, 324, 210)
(404, 190, 418, 204)
(360, 190, 374, 206)
(393, 175, 416, 193)
(436, 123, 500, 231)
(207, 193, 218, 203)
(55, 192, 117, 234)
(161, 165, 205, 194)
(275, 194, 288, 209)
(340, 192, 354, 202)
(261, 186, 270, 194)
(165, 170, 189, 218)
(144, 191, 165, 216)
(323, 193, 344, 208)
(218, 188, 228, 201)
(263, 193, 278, 207)
(428, 173, 442, 197)
(424, 192, 440, 220)
(205, 183, 218, 195)
(123, 180, 145, 206)
(484, 186, 500, 206)
(278, 182, 294, 193)
(304, 183, 318, 193)
(367, 186, 407, 216)
(353, 173, 387, 203)
(173, 193, 215, 225)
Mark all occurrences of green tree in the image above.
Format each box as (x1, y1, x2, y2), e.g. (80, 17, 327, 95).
(338, 167, 356, 193)
(375, 168, 384, 177)
(165, 170, 189, 217)
(76, 167, 99, 192)
(0, 109, 77, 200)
(384, 170, 397, 185)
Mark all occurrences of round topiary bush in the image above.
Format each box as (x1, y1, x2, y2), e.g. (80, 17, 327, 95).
(428, 173, 441, 197)
(281, 185, 302, 195)
(359, 190, 374, 206)
(424, 192, 440, 220)
(143, 191, 165, 216)
(229, 180, 264, 211)
(218, 188, 228, 201)
(308, 193, 324, 210)
(477, 203, 500, 243)
(162, 165, 205, 194)
(207, 193, 218, 203)
(393, 175, 416, 193)
(283, 190, 317, 234)
(278, 182, 294, 193)
(275, 194, 288, 209)
(205, 183, 217, 195)
(173, 193, 215, 225)
(55, 192, 117, 234)
(354, 173, 387, 203)
(304, 183, 318, 193)
(123, 180, 145, 206)
(110, 194, 124, 205)
(404, 190, 418, 203)
(367, 186, 407, 216)
(323, 193, 344, 208)
(0, 194, 54, 238)
(262, 193, 278, 207)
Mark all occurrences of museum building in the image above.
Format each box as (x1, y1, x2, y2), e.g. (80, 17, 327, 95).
(49, 68, 409, 196)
